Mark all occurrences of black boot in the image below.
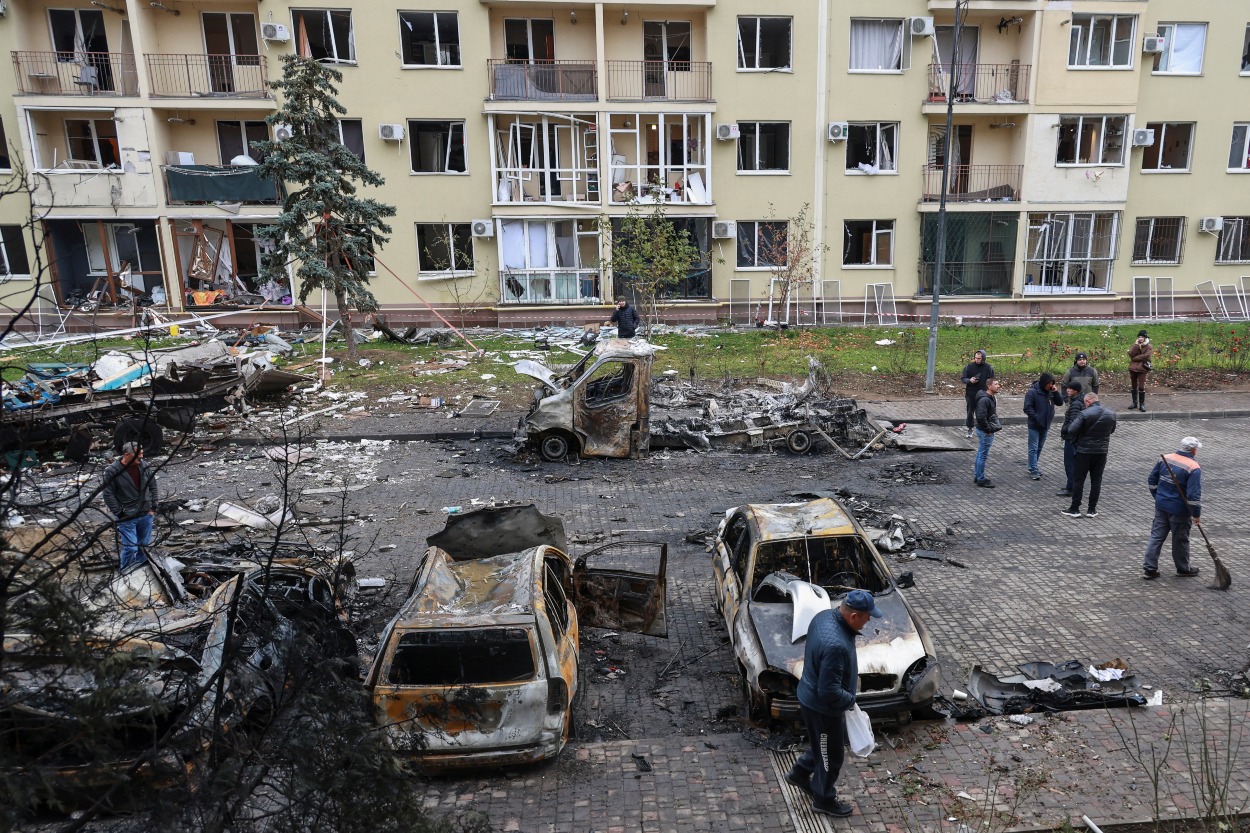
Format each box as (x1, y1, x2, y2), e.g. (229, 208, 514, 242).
(1138, 391, 1146, 412)
(1130, 389, 1139, 411)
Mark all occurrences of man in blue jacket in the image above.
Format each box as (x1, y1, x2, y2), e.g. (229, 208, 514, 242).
(1023, 372, 1064, 481)
(1143, 437, 1203, 579)
(785, 589, 882, 818)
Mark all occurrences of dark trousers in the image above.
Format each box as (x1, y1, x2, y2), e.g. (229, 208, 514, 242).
(1143, 507, 1194, 572)
(1063, 440, 1077, 492)
(964, 391, 977, 429)
(1129, 370, 1147, 392)
(793, 705, 847, 805)
(1068, 452, 1108, 513)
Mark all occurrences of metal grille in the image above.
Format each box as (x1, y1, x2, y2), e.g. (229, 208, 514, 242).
(919, 212, 1017, 296)
(1132, 217, 1185, 264)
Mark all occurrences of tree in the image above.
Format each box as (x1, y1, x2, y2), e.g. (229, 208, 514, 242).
(256, 56, 395, 361)
(601, 200, 703, 335)
(757, 203, 826, 328)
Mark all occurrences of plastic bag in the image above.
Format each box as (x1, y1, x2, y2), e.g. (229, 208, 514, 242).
(846, 704, 875, 757)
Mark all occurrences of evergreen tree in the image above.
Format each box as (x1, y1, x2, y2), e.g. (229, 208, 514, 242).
(256, 55, 395, 360)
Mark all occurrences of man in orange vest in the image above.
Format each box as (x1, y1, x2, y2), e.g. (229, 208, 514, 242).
(1143, 437, 1203, 579)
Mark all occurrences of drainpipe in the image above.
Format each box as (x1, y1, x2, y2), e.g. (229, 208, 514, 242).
(812, 0, 830, 314)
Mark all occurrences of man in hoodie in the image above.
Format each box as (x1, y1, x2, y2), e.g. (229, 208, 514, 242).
(1062, 392, 1117, 518)
(960, 350, 994, 439)
(100, 441, 160, 571)
(1023, 372, 1064, 481)
(1142, 437, 1204, 579)
(973, 378, 1002, 488)
(1061, 352, 1100, 398)
(1057, 380, 1086, 497)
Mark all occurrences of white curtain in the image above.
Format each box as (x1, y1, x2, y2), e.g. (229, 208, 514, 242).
(850, 20, 902, 70)
(1168, 25, 1206, 73)
(527, 221, 549, 268)
(501, 220, 526, 269)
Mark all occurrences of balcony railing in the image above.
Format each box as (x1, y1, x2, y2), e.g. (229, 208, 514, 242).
(163, 165, 282, 205)
(606, 60, 712, 102)
(926, 62, 1030, 104)
(11, 51, 138, 95)
(922, 164, 1022, 203)
(500, 269, 602, 305)
(487, 59, 596, 102)
(146, 54, 270, 98)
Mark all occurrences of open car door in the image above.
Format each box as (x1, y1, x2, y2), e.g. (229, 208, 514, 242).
(572, 542, 667, 637)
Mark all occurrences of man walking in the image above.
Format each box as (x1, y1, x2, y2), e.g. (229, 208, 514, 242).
(1062, 392, 1116, 518)
(1142, 437, 1204, 579)
(1023, 372, 1063, 481)
(786, 589, 882, 818)
(1061, 352, 1100, 397)
(960, 350, 994, 439)
(1057, 380, 1085, 497)
(606, 296, 641, 339)
(101, 441, 160, 571)
(973, 378, 1002, 488)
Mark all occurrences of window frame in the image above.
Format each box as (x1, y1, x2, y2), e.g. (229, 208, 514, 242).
(1230, 123, 1250, 172)
(736, 121, 791, 174)
(291, 8, 356, 64)
(1216, 217, 1250, 264)
(1141, 122, 1194, 173)
(398, 10, 462, 68)
(1242, 25, 1250, 76)
(336, 118, 365, 163)
(0, 119, 9, 172)
(1153, 23, 1207, 75)
(848, 18, 908, 73)
(845, 122, 899, 174)
(1024, 211, 1121, 294)
(407, 119, 468, 175)
(842, 219, 895, 268)
(735, 220, 787, 270)
(64, 118, 119, 167)
(1131, 216, 1186, 265)
(1068, 14, 1136, 70)
(0, 225, 31, 280)
(736, 16, 793, 72)
(1056, 115, 1128, 167)
(415, 222, 475, 277)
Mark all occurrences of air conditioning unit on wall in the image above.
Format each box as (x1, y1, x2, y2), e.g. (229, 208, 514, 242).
(1132, 128, 1156, 147)
(909, 16, 935, 37)
(827, 122, 850, 142)
(272, 123, 294, 141)
(1142, 36, 1166, 53)
(471, 220, 495, 238)
(715, 123, 740, 141)
(711, 220, 736, 240)
(1199, 217, 1224, 234)
(378, 123, 405, 141)
(261, 23, 291, 42)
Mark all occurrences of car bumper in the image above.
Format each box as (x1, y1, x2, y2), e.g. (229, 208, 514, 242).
(405, 735, 566, 772)
(770, 691, 932, 723)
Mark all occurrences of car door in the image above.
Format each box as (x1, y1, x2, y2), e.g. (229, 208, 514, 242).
(713, 513, 752, 636)
(571, 542, 667, 637)
(572, 358, 638, 457)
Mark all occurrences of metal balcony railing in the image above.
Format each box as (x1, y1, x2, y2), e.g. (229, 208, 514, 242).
(606, 60, 712, 102)
(11, 51, 138, 95)
(922, 164, 1023, 202)
(500, 269, 602, 305)
(146, 54, 271, 98)
(926, 62, 1030, 104)
(487, 59, 597, 101)
(163, 165, 282, 205)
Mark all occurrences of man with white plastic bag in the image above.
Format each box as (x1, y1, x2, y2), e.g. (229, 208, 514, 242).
(785, 589, 882, 818)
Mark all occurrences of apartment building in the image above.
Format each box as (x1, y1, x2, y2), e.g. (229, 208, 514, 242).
(0, 0, 1247, 331)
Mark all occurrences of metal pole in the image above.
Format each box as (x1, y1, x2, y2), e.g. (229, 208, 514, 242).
(924, 1, 965, 393)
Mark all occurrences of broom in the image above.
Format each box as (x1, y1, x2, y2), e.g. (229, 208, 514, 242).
(1160, 454, 1232, 590)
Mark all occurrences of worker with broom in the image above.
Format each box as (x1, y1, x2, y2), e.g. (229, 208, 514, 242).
(1143, 437, 1205, 580)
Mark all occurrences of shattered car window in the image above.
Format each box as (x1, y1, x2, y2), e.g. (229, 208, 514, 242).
(753, 536, 888, 595)
(386, 628, 536, 686)
(583, 361, 634, 405)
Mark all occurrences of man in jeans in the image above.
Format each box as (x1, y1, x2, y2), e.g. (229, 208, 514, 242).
(973, 378, 1002, 488)
(1023, 372, 1063, 481)
(1142, 437, 1203, 579)
(101, 441, 160, 571)
(1057, 381, 1085, 497)
(1062, 393, 1117, 518)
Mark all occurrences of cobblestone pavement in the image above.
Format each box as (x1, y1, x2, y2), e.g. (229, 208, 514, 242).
(148, 410, 1250, 833)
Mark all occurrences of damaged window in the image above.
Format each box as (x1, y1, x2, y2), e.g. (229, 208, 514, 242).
(753, 536, 888, 595)
(583, 361, 635, 405)
(386, 629, 536, 686)
(727, 514, 751, 580)
(409, 120, 467, 173)
(65, 119, 119, 167)
(846, 123, 897, 173)
(543, 563, 570, 641)
(292, 9, 355, 63)
(0, 225, 30, 278)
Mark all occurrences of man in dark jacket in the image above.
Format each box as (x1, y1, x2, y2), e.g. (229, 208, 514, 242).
(1062, 393, 1116, 518)
(1060, 352, 1100, 398)
(1057, 381, 1085, 497)
(973, 378, 1002, 488)
(607, 297, 641, 338)
(100, 441, 160, 570)
(1142, 437, 1204, 579)
(786, 589, 882, 818)
(960, 350, 994, 439)
(1023, 372, 1064, 481)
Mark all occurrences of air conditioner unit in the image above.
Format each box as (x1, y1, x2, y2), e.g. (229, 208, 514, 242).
(1199, 217, 1224, 234)
(378, 123, 405, 141)
(715, 123, 740, 141)
(711, 220, 736, 240)
(261, 22, 291, 42)
(827, 122, 850, 142)
(1142, 35, 1166, 54)
(909, 16, 935, 37)
(272, 123, 294, 142)
(1131, 128, 1156, 148)
(470, 219, 495, 238)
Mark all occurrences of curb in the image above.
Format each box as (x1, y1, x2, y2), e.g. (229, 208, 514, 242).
(870, 410, 1250, 427)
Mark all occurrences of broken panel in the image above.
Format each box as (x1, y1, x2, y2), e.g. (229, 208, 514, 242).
(573, 542, 668, 637)
(499, 217, 601, 304)
(172, 219, 292, 307)
(490, 113, 599, 204)
(386, 629, 537, 686)
(608, 113, 711, 205)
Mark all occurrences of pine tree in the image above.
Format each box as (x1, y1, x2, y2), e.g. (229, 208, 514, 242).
(256, 55, 395, 360)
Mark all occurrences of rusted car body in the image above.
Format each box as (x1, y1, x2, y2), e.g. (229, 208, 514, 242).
(711, 498, 940, 725)
(367, 512, 666, 771)
(513, 339, 655, 460)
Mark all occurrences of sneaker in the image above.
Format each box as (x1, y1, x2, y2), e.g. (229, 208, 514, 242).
(1176, 567, 1201, 577)
(1143, 569, 1160, 579)
(1056, 489, 1072, 497)
(975, 479, 995, 488)
(966, 429, 974, 439)
(1061, 509, 1082, 518)
(1086, 511, 1099, 518)
(1030, 472, 1042, 481)
(813, 799, 854, 818)
(784, 770, 813, 797)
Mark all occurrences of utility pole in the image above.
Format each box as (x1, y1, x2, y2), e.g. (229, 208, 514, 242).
(924, 0, 966, 393)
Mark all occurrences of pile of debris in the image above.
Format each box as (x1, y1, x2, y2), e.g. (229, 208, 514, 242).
(789, 488, 949, 556)
(870, 461, 945, 485)
(968, 659, 1150, 715)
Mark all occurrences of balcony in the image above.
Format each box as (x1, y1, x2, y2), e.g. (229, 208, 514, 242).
(922, 165, 1022, 203)
(500, 269, 602, 305)
(926, 63, 1030, 105)
(146, 54, 271, 99)
(163, 165, 282, 205)
(11, 51, 138, 96)
(606, 61, 712, 102)
(487, 60, 596, 102)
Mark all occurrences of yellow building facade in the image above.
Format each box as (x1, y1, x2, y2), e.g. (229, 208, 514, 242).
(0, 0, 1247, 329)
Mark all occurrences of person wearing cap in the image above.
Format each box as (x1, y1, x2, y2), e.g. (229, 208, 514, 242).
(1061, 392, 1117, 518)
(1056, 380, 1086, 497)
(960, 350, 995, 439)
(973, 378, 1002, 488)
(100, 441, 160, 571)
(1060, 353, 1100, 400)
(787, 589, 881, 818)
(1143, 437, 1204, 578)
(1023, 372, 1064, 481)
(1128, 330, 1153, 412)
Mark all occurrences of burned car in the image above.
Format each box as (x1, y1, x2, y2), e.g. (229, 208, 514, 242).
(367, 505, 666, 770)
(711, 498, 939, 724)
(513, 339, 655, 461)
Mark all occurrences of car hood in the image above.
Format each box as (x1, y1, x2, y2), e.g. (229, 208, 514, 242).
(513, 360, 561, 392)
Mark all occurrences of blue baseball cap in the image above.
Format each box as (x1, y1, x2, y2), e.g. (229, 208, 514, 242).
(845, 589, 883, 618)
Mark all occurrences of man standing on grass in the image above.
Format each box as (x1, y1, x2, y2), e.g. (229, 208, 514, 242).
(973, 378, 1002, 488)
(1023, 372, 1064, 481)
(960, 350, 994, 440)
(1062, 393, 1116, 518)
(606, 296, 640, 339)
(1142, 437, 1203, 579)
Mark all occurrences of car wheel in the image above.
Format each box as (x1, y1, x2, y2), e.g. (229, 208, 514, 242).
(786, 430, 812, 455)
(539, 433, 572, 462)
(740, 667, 768, 724)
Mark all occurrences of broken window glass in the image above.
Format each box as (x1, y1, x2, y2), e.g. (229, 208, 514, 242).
(408, 120, 467, 173)
(400, 11, 461, 66)
(292, 9, 355, 63)
(846, 123, 897, 172)
(1141, 122, 1192, 171)
(0, 225, 30, 276)
(843, 220, 894, 267)
(416, 223, 473, 274)
(65, 119, 119, 167)
(337, 118, 365, 163)
(737, 17, 792, 70)
(1216, 217, 1250, 264)
(1132, 217, 1184, 264)
(386, 629, 536, 686)
(543, 563, 570, 641)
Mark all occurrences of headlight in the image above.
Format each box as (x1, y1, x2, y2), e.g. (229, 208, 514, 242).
(906, 660, 941, 704)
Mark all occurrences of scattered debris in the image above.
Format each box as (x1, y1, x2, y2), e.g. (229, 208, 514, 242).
(968, 660, 1148, 715)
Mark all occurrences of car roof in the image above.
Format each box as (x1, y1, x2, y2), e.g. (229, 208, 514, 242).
(593, 338, 657, 359)
(742, 499, 858, 541)
(396, 546, 552, 626)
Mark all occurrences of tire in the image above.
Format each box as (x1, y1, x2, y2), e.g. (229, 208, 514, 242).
(786, 431, 813, 455)
(540, 433, 572, 462)
(114, 416, 164, 455)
